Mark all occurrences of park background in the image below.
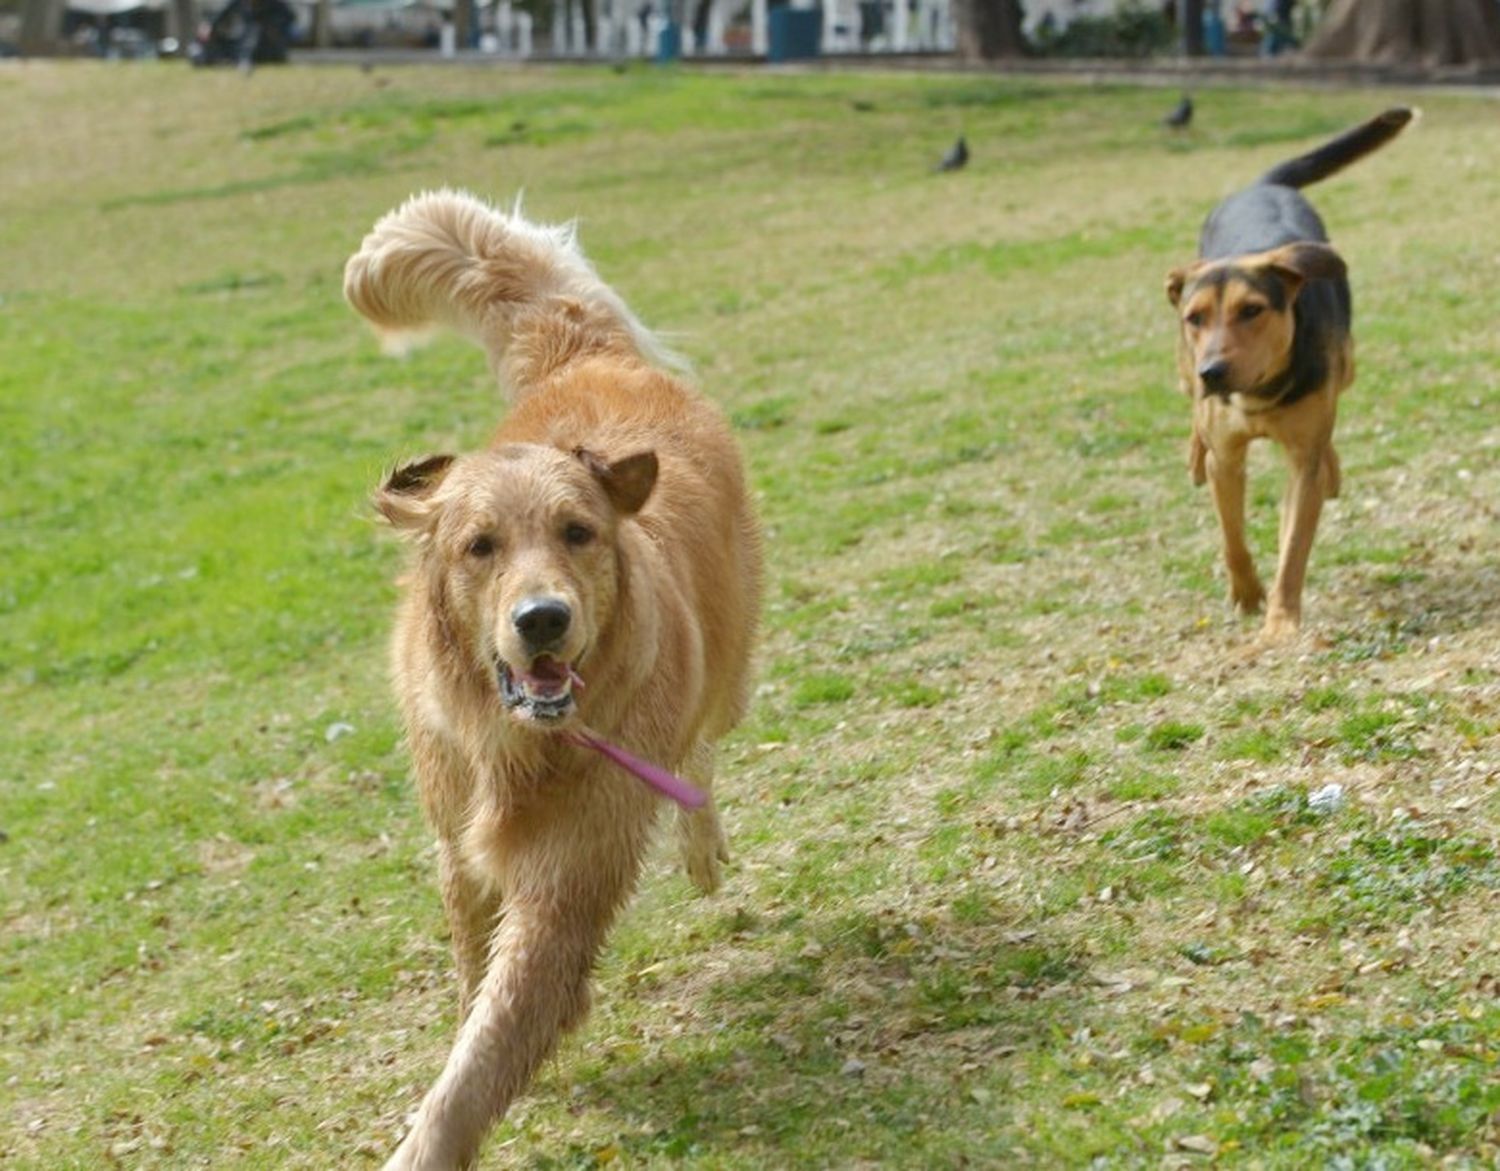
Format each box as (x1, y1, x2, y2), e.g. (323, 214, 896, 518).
(3, 11, 1500, 1168)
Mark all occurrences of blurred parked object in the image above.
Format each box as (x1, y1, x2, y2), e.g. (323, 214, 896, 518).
(189, 0, 293, 63)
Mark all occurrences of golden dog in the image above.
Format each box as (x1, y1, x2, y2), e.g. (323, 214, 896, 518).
(1166, 108, 1412, 641)
(345, 191, 762, 1170)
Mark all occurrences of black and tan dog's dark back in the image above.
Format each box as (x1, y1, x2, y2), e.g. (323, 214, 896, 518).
(1166, 108, 1414, 643)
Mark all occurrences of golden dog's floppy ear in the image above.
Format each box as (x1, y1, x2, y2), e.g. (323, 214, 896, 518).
(375, 454, 455, 532)
(1262, 242, 1347, 300)
(574, 448, 658, 516)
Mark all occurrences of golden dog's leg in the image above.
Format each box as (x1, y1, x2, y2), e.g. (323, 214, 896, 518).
(408, 731, 499, 1023)
(677, 740, 729, 895)
(384, 800, 651, 1171)
(1205, 438, 1264, 615)
(1263, 443, 1326, 642)
(436, 845, 501, 1023)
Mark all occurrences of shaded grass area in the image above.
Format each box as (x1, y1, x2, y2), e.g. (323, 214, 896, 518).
(2, 63, 1498, 1168)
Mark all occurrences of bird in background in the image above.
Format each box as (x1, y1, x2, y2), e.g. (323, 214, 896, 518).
(1164, 94, 1194, 129)
(935, 136, 969, 172)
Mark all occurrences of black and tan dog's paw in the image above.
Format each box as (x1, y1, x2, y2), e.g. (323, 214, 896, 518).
(1229, 576, 1266, 616)
(1257, 609, 1302, 646)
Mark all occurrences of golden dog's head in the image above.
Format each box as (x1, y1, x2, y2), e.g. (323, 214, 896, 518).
(1166, 242, 1345, 400)
(375, 444, 657, 727)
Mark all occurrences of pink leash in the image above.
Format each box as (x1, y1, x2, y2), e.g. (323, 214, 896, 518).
(566, 729, 707, 810)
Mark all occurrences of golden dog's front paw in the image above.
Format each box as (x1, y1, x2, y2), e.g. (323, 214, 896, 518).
(381, 1141, 418, 1171)
(681, 817, 730, 896)
(683, 844, 724, 895)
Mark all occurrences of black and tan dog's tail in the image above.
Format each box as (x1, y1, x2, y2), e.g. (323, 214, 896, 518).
(1260, 107, 1415, 190)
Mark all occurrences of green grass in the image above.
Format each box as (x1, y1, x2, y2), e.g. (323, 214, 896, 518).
(3, 62, 1499, 1169)
(1143, 720, 1206, 752)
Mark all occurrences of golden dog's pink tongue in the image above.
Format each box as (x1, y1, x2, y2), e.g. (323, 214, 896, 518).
(523, 656, 570, 696)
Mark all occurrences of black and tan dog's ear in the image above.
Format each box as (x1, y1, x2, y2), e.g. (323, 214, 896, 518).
(375, 454, 455, 531)
(1165, 265, 1193, 307)
(1263, 242, 1347, 299)
(575, 448, 658, 516)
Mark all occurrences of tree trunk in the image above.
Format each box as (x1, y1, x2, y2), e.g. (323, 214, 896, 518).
(454, 0, 473, 49)
(1179, 0, 1204, 56)
(1303, 0, 1500, 66)
(953, 0, 1025, 59)
(581, 0, 597, 51)
(19, 0, 63, 53)
(312, 0, 332, 46)
(171, 0, 198, 44)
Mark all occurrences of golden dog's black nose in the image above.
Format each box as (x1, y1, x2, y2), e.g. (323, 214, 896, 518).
(513, 597, 571, 650)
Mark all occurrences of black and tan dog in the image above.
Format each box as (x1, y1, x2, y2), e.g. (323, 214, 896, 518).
(1166, 107, 1413, 642)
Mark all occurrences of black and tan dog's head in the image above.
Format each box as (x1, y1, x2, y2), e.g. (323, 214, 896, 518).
(1166, 242, 1346, 401)
(375, 443, 658, 728)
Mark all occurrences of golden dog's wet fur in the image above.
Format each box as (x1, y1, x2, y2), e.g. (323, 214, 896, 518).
(1165, 108, 1412, 643)
(345, 191, 761, 1170)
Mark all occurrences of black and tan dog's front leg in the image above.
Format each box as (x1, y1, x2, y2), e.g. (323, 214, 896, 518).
(1262, 438, 1329, 642)
(1204, 432, 1265, 617)
(1262, 392, 1339, 642)
(1321, 441, 1342, 500)
(1187, 427, 1208, 487)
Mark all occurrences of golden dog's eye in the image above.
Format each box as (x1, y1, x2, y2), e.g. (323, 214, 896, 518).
(563, 522, 595, 548)
(1185, 311, 1204, 328)
(466, 535, 496, 558)
(1239, 304, 1265, 321)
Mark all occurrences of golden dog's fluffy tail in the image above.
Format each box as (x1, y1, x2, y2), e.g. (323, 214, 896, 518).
(344, 189, 676, 385)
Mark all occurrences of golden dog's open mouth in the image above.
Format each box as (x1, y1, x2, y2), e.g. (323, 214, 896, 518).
(497, 655, 579, 723)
